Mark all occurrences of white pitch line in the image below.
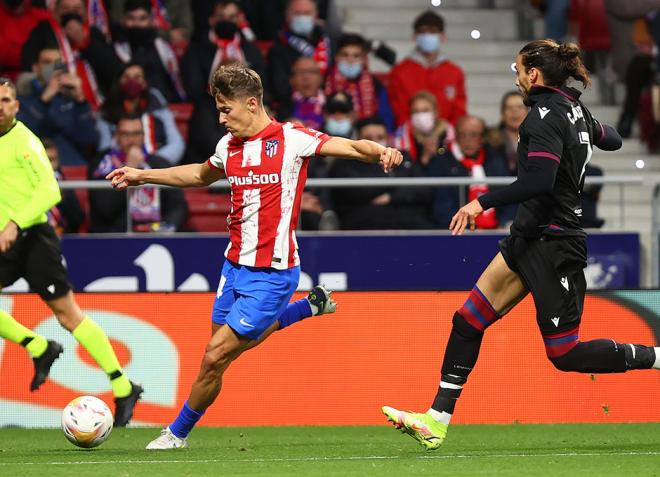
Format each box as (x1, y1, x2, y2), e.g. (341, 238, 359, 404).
(3, 450, 660, 466)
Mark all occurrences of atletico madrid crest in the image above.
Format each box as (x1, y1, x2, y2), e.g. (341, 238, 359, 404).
(265, 139, 279, 158)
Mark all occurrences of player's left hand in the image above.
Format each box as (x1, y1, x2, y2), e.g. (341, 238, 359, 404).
(0, 221, 19, 253)
(449, 198, 484, 236)
(378, 147, 403, 173)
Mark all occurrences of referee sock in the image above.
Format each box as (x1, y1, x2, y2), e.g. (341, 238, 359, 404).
(278, 299, 313, 329)
(170, 400, 204, 438)
(0, 310, 48, 358)
(72, 316, 132, 398)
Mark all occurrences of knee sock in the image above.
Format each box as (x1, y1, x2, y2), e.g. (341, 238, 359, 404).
(0, 310, 48, 357)
(72, 316, 132, 398)
(430, 287, 500, 424)
(170, 400, 204, 438)
(278, 299, 313, 329)
(550, 338, 656, 373)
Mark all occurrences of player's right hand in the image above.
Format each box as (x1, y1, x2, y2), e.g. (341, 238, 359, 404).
(449, 198, 484, 236)
(106, 166, 144, 190)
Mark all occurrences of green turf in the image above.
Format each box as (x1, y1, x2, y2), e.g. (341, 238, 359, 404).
(1, 424, 660, 476)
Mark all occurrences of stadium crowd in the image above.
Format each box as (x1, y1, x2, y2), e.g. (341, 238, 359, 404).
(1, 0, 658, 233)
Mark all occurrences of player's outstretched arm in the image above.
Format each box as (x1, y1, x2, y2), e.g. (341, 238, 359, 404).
(593, 120, 622, 151)
(318, 137, 403, 173)
(106, 161, 226, 190)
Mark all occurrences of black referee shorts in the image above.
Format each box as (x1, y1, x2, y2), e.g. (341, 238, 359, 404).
(0, 223, 72, 301)
(499, 234, 587, 336)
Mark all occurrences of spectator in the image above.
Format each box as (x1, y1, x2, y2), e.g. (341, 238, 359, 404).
(106, 0, 193, 48)
(0, 0, 53, 81)
(21, 0, 120, 108)
(239, 0, 341, 44)
(181, 0, 265, 104)
(322, 91, 355, 138)
(189, 0, 257, 43)
(17, 45, 98, 165)
(97, 62, 184, 164)
(267, 0, 332, 106)
(426, 115, 514, 229)
(88, 115, 188, 233)
(276, 56, 325, 130)
(393, 91, 454, 167)
(324, 33, 394, 131)
(604, 0, 660, 84)
(329, 116, 433, 230)
(388, 10, 466, 126)
(485, 90, 528, 175)
(43, 137, 85, 234)
(112, 0, 187, 102)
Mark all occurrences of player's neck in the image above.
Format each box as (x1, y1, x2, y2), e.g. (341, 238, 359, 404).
(242, 111, 273, 139)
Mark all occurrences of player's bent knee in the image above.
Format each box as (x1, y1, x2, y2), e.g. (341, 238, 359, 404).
(548, 353, 577, 372)
(452, 312, 485, 340)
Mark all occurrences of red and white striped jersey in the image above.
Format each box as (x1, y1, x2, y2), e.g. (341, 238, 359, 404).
(207, 120, 330, 270)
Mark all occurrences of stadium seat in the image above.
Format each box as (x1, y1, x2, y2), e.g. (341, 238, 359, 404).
(183, 189, 232, 232)
(169, 102, 194, 142)
(60, 165, 90, 233)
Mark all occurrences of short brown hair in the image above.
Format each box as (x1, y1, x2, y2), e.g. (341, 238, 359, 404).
(211, 63, 263, 103)
(413, 10, 445, 33)
(0, 76, 17, 99)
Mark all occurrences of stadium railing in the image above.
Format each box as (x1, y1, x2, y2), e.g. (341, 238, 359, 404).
(60, 175, 642, 233)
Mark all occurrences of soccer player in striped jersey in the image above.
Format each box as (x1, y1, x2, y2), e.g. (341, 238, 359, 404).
(383, 40, 660, 450)
(107, 63, 403, 449)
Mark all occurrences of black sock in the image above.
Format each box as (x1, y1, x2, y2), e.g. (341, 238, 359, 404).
(431, 311, 484, 413)
(550, 340, 655, 373)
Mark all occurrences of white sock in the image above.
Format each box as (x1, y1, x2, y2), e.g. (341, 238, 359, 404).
(427, 408, 451, 425)
(653, 347, 660, 369)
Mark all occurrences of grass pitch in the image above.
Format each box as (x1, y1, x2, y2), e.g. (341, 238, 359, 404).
(1, 423, 660, 476)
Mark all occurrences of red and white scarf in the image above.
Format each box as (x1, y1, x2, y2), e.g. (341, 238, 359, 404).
(449, 142, 498, 229)
(50, 19, 104, 110)
(87, 0, 110, 39)
(208, 31, 245, 82)
(282, 30, 330, 74)
(324, 65, 376, 119)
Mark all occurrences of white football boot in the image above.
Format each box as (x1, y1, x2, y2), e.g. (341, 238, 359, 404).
(146, 427, 188, 450)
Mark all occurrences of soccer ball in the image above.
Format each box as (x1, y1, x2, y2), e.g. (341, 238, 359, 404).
(61, 396, 114, 449)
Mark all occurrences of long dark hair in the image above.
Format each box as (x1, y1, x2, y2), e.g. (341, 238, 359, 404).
(519, 39, 591, 89)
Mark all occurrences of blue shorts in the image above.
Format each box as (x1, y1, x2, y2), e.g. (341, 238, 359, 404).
(211, 260, 300, 340)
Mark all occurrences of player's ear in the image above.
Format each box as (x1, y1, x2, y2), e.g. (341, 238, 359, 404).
(246, 96, 258, 113)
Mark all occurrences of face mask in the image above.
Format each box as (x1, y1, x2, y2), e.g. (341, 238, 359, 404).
(4, 0, 24, 9)
(411, 111, 435, 134)
(40, 63, 56, 85)
(214, 21, 238, 40)
(416, 33, 440, 53)
(125, 27, 157, 45)
(337, 61, 363, 80)
(60, 12, 84, 27)
(120, 79, 146, 99)
(290, 15, 314, 36)
(325, 118, 353, 137)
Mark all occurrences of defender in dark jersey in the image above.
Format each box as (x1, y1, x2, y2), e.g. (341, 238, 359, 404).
(382, 40, 660, 450)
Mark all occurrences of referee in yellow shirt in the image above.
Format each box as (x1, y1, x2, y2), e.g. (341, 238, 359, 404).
(0, 77, 141, 427)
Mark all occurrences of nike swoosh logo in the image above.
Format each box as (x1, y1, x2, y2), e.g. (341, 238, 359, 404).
(229, 151, 240, 157)
(239, 318, 255, 328)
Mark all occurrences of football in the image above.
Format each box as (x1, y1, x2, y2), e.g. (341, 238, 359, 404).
(61, 396, 114, 449)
